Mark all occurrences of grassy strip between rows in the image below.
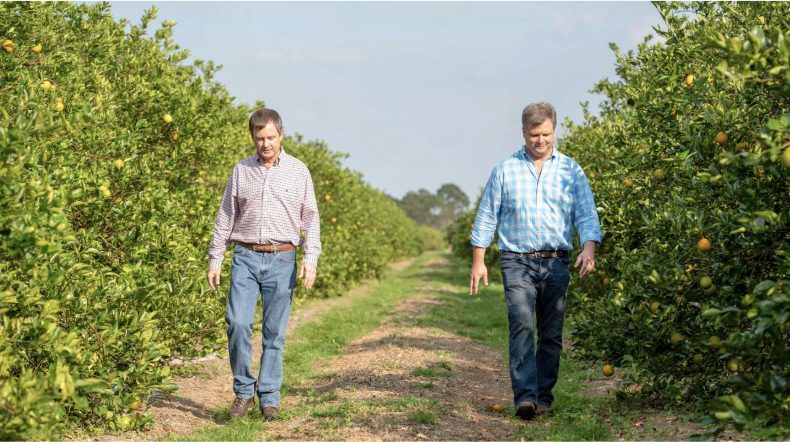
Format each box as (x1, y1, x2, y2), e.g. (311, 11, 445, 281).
(162, 252, 706, 441)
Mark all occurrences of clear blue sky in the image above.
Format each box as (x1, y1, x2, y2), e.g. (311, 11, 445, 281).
(99, 1, 665, 201)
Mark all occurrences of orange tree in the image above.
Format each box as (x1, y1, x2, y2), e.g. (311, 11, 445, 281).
(0, 2, 422, 439)
(553, 2, 790, 438)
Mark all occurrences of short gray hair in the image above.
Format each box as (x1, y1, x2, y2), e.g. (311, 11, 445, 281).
(521, 102, 557, 129)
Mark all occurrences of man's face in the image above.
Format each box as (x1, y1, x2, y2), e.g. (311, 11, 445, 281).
(522, 118, 555, 159)
(253, 123, 283, 162)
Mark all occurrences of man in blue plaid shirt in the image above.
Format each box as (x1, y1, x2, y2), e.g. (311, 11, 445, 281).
(469, 102, 602, 420)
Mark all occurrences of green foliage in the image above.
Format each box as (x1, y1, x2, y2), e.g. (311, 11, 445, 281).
(416, 225, 447, 251)
(556, 2, 790, 438)
(0, 2, 422, 438)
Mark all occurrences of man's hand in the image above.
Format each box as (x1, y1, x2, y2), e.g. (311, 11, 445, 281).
(469, 246, 488, 295)
(207, 269, 221, 291)
(299, 262, 317, 289)
(574, 240, 596, 278)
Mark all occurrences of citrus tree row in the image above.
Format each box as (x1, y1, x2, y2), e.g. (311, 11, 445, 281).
(0, 2, 424, 439)
(555, 2, 790, 439)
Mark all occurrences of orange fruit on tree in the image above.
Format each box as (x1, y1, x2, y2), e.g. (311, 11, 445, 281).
(603, 278, 610, 285)
(113, 159, 124, 169)
(1, 39, 14, 53)
(671, 333, 684, 345)
(716, 132, 728, 144)
(130, 402, 141, 410)
(708, 336, 721, 350)
(685, 74, 694, 86)
(782, 148, 790, 169)
(163, 114, 173, 123)
(654, 169, 666, 180)
(172, 132, 178, 141)
(727, 358, 739, 372)
(54, 102, 64, 111)
(623, 179, 633, 187)
(697, 238, 711, 253)
(700, 277, 713, 289)
(602, 365, 614, 377)
(650, 301, 660, 313)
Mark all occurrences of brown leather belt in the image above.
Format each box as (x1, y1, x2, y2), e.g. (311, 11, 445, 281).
(509, 250, 568, 258)
(233, 241, 296, 253)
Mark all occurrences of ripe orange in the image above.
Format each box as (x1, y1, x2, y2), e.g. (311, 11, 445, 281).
(113, 159, 124, 169)
(623, 179, 633, 187)
(130, 402, 141, 410)
(697, 238, 711, 253)
(331, 218, 337, 223)
(685, 75, 694, 86)
(163, 114, 173, 123)
(493, 404, 504, 411)
(31, 43, 42, 53)
(172, 133, 178, 141)
(602, 365, 614, 377)
(41, 80, 52, 90)
(1, 39, 14, 53)
(325, 195, 331, 201)
(589, 172, 596, 179)
(102, 189, 112, 198)
(54, 102, 64, 111)
(716, 132, 728, 144)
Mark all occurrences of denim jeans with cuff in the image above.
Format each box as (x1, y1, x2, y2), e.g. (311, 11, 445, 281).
(500, 252, 570, 408)
(225, 245, 296, 408)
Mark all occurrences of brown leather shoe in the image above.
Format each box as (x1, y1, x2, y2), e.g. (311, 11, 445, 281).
(228, 397, 255, 419)
(515, 401, 536, 421)
(262, 406, 279, 421)
(536, 403, 554, 416)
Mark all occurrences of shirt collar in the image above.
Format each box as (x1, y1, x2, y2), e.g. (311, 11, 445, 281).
(520, 146, 559, 163)
(256, 147, 289, 166)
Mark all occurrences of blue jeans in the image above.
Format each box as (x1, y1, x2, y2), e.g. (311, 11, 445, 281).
(500, 252, 570, 408)
(226, 245, 296, 408)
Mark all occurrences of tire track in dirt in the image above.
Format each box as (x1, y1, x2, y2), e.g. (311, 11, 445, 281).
(262, 258, 522, 441)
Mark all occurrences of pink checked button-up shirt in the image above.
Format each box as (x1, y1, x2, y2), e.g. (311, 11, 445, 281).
(208, 149, 322, 270)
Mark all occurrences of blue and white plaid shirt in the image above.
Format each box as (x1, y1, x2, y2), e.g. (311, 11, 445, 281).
(471, 147, 603, 253)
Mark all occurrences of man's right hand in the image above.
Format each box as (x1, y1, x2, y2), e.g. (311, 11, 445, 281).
(207, 269, 221, 291)
(469, 246, 489, 295)
(469, 262, 488, 295)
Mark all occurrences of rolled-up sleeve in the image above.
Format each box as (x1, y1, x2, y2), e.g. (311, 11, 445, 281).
(300, 168, 322, 267)
(208, 166, 238, 270)
(470, 169, 502, 248)
(573, 166, 603, 246)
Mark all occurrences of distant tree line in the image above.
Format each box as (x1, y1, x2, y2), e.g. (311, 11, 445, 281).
(391, 183, 470, 229)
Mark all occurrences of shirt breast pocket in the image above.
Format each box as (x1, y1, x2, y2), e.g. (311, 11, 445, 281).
(237, 186, 261, 209)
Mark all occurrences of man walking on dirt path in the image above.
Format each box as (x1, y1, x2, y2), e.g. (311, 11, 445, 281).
(468, 102, 602, 421)
(206, 108, 321, 420)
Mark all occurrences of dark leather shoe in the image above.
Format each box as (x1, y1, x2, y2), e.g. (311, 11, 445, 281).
(515, 401, 536, 421)
(228, 397, 255, 419)
(536, 403, 554, 416)
(262, 406, 279, 421)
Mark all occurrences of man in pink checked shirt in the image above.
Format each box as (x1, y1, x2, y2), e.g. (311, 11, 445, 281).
(206, 108, 321, 420)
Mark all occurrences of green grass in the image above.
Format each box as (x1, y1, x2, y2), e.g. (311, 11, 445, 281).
(408, 411, 438, 425)
(410, 367, 452, 378)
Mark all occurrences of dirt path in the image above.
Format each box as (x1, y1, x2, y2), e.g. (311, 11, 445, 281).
(262, 289, 517, 441)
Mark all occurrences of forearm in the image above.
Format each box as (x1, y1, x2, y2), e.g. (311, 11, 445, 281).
(583, 240, 596, 255)
(472, 246, 487, 266)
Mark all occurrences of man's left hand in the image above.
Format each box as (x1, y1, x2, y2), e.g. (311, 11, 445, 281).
(300, 262, 317, 289)
(574, 241, 596, 278)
